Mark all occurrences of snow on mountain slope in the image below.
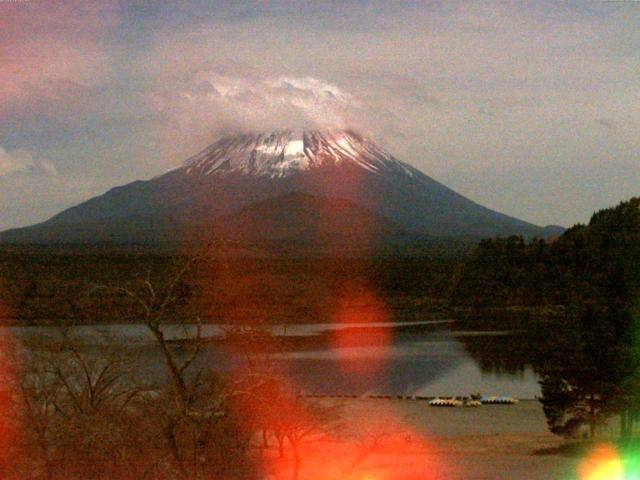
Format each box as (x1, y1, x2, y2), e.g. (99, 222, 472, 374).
(178, 130, 416, 179)
(0, 129, 562, 245)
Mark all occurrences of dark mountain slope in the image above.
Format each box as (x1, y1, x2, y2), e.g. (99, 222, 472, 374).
(0, 130, 560, 245)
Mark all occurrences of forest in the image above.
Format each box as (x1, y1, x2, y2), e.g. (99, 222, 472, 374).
(453, 198, 640, 439)
(0, 244, 466, 325)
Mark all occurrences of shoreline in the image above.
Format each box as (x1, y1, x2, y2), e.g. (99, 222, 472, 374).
(292, 397, 577, 479)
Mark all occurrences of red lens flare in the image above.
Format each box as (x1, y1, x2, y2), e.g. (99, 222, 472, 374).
(329, 285, 392, 378)
(253, 395, 450, 480)
(0, 292, 19, 477)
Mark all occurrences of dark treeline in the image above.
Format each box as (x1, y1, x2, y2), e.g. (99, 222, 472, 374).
(0, 251, 192, 324)
(452, 198, 640, 325)
(0, 242, 470, 325)
(453, 198, 640, 439)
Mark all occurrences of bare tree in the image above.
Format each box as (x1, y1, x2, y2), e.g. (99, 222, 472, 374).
(263, 392, 340, 480)
(220, 323, 344, 480)
(338, 418, 398, 479)
(97, 253, 257, 480)
(9, 248, 349, 480)
(11, 331, 152, 480)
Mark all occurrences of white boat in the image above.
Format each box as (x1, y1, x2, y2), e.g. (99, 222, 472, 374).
(428, 397, 463, 407)
(480, 396, 519, 405)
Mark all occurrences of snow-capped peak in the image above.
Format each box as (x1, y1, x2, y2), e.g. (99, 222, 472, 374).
(179, 129, 417, 179)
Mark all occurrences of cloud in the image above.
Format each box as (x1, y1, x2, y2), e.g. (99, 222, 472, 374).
(151, 72, 362, 136)
(0, 1, 119, 118)
(144, 71, 373, 159)
(0, 146, 58, 178)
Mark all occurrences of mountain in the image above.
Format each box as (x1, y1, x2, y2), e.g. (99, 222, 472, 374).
(0, 130, 561, 246)
(213, 192, 405, 245)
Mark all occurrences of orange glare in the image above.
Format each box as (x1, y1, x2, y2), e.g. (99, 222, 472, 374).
(329, 285, 391, 377)
(578, 443, 624, 480)
(0, 294, 18, 477)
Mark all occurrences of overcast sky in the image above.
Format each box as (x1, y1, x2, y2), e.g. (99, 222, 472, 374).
(1, 1, 638, 230)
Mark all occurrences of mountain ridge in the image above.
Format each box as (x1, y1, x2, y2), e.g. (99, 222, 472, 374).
(0, 129, 563, 246)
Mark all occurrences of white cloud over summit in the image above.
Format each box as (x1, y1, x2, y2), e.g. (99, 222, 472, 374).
(151, 73, 362, 140)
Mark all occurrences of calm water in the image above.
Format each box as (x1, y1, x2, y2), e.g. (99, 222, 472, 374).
(4, 323, 541, 399)
(271, 331, 540, 398)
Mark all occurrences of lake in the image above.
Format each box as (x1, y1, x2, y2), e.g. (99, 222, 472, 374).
(4, 322, 541, 399)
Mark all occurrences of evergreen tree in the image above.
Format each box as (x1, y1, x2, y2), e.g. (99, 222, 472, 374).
(453, 197, 640, 438)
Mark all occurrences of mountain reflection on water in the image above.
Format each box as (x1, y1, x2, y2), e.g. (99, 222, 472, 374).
(457, 332, 532, 376)
(272, 326, 540, 398)
(11, 323, 542, 399)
